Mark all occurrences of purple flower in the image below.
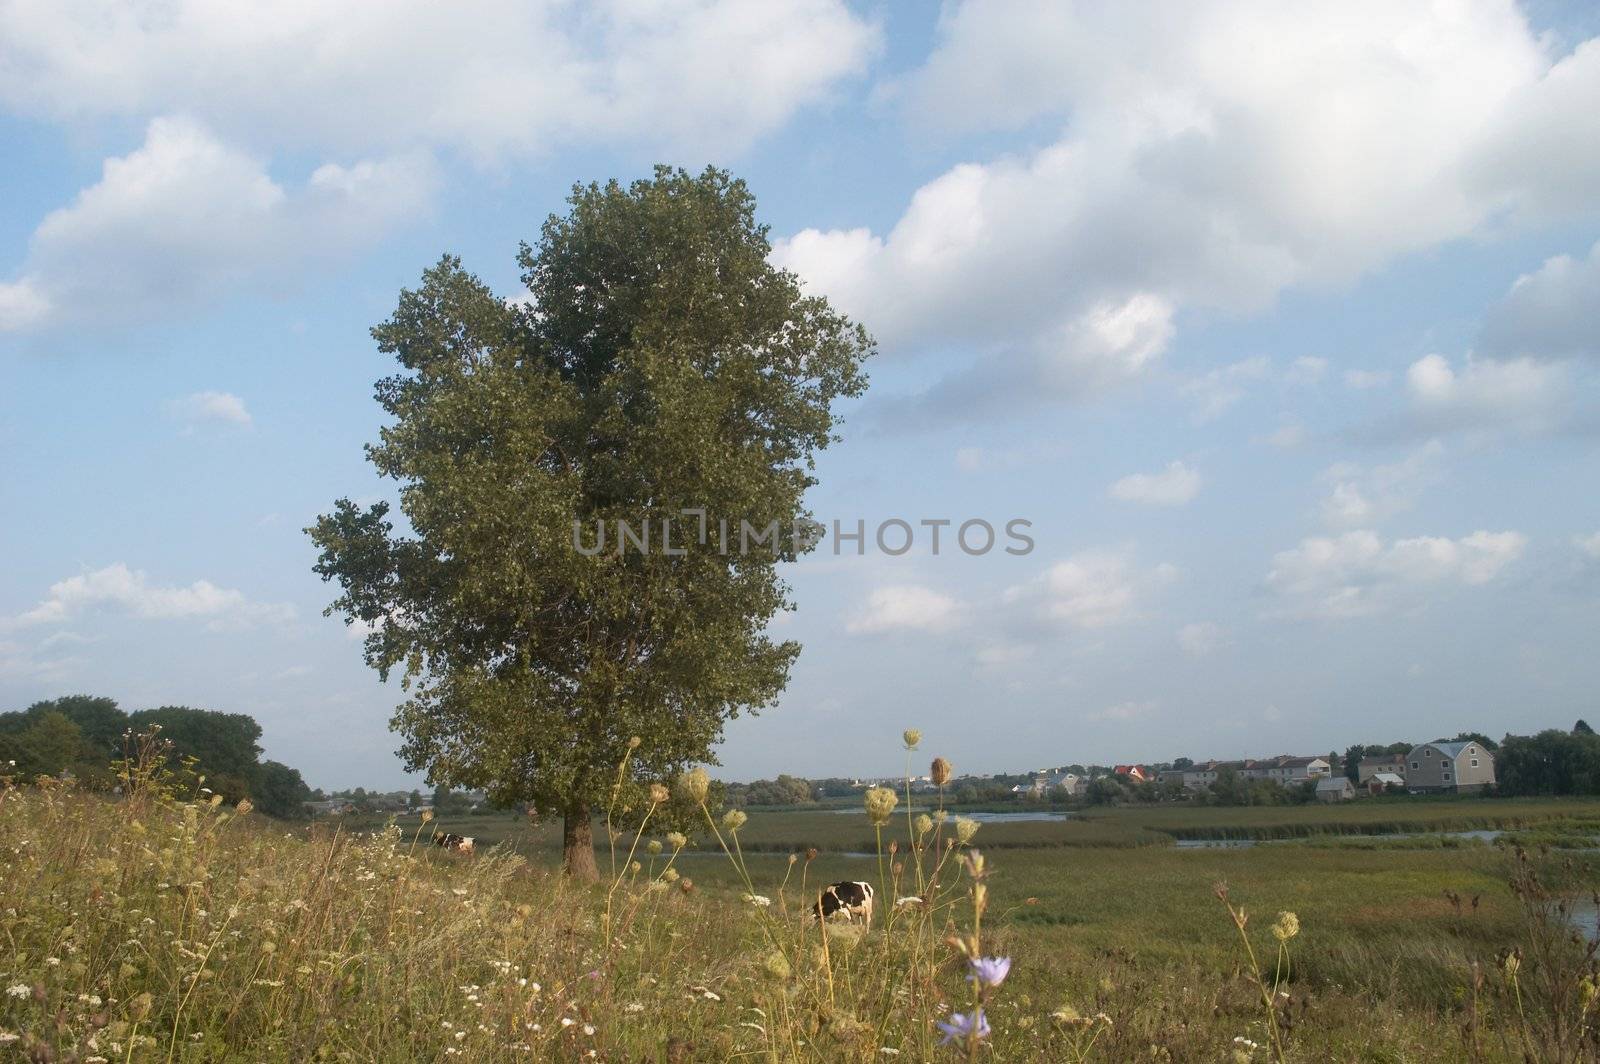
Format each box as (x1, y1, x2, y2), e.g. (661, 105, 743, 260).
(935, 1009, 991, 1046)
(968, 956, 1012, 989)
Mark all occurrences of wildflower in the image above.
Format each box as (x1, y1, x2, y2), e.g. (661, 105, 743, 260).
(902, 729, 922, 750)
(678, 767, 710, 805)
(968, 956, 1012, 989)
(628, 735, 642, 749)
(5, 984, 29, 1000)
(647, 782, 671, 805)
(742, 893, 772, 908)
(666, 831, 688, 849)
(1271, 911, 1300, 942)
(763, 951, 791, 980)
(930, 757, 952, 787)
(935, 1009, 990, 1046)
(420, 809, 434, 824)
(954, 817, 980, 844)
(663, 868, 680, 883)
(235, 799, 253, 815)
(864, 786, 898, 826)
(679, 877, 694, 894)
(721, 809, 748, 833)
(914, 814, 933, 837)
(647, 839, 663, 855)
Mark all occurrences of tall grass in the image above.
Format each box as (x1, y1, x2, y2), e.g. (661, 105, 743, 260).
(4, 732, 1599, 1061)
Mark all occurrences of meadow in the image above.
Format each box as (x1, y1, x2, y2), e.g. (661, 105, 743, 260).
(5, 750, 1600, 1062)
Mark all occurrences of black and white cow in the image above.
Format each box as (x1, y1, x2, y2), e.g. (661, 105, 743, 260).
(813, 880, 874, 924)
(432, 832, 475, 854)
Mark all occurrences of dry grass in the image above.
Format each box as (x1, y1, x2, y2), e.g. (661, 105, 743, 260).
(4, 740, 1600, 1062)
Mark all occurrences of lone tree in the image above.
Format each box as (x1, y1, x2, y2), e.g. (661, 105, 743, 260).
(310, 167, 871, 879)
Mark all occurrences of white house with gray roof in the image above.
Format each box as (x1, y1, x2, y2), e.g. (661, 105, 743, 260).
(1405, 740, 1495, 794)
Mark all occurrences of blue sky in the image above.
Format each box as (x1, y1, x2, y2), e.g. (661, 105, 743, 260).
(3, 1, 1599, 790)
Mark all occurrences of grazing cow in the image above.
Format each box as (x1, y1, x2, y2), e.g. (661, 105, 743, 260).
(813, 880, 874, 925)
(433, 832, 475, 854)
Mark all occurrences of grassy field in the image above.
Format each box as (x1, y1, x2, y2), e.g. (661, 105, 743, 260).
(7, 770, 1600, 1062)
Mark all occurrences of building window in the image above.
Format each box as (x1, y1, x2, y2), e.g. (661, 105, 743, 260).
(1411, 762, 1420, 770)
(1424, 749, 1432, 757)
(1470, 758, 1479, 767)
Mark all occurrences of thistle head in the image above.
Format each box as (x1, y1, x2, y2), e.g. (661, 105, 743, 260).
(930, 757, 952, 787)
(649, 783, 670, 805)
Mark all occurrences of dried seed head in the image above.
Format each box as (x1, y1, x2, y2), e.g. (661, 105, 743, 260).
(678, 767, 711, 805)
(902, 729, 922, 750)
(649, 783, 670, 805)
(863, 786, 899, 826)
(930, 757, 953, 787)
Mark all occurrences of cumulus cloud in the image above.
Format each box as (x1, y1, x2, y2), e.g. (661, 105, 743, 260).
(1, 117, 435, 332)
(167, 390, 252, 427)
(1482, 239, 1600, 361)
(1265, 529, 1526, 619)
(845, 585, 961, 635)
(778, 2, 1600, 421)
(1177, 621, 1227, 659)
(1088, 699, 1156, 722)
(1003, 551, 1177, 629)
(7, 562, 294, 629)
(1404, 353, 1570, 433)
(1318, 441, 1443, 528)
(0, 1, 878, 162)
(1109, 461, 1202, 507)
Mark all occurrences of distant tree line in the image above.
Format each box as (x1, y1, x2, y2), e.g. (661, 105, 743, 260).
(0, 694, 312, 819)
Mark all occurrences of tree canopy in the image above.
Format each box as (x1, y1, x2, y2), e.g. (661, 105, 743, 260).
(309, 166, 873, 878)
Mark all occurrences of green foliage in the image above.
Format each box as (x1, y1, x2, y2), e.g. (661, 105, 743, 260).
(128, 705, 264, 801)
(1497, 728, 1600, 795)
(309, 167, 873, 856)
(252, 760, 313, 819)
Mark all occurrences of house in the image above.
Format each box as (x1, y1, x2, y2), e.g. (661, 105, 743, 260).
(1112, 765, 1149, 784)
(1365, 772, 1406, 795)
(1406, 740, 1495, 794)
(1315, 776, 1356, 802)
(1357, 753, 1408, 783)
(1015, 768, 1084, 797)
(304, 800, 353, 817)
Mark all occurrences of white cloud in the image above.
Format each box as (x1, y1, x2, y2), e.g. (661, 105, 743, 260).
(167, 390, 252, 427)
(1577, 532, 1600, 559)
(1318, 441, 1443, 529)
(1109, 461, 1202, 507)
(1404, 353, 1569, 433)
(0, 1, 879, 163)
(7, 562, 294, 629)
(1482, 239, 1600, 360)
(846, 585, 961, 635)
(1343, 368, 1392, 389)
(1181, 358, 1270, 423)
(1, 117, 435, 332)
(1258, 423, 1306, 449)
(1088, 699, 1156, 722)
(1177, 621, 1226, 659)
(1287, 356, 1328, 385)
(780, 2, 1600, 421)
(1004, 551, 1176, 629)
(1265, 529, 1526, 619)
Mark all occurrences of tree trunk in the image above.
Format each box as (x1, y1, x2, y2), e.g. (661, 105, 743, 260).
(562, 804, 599, 882)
